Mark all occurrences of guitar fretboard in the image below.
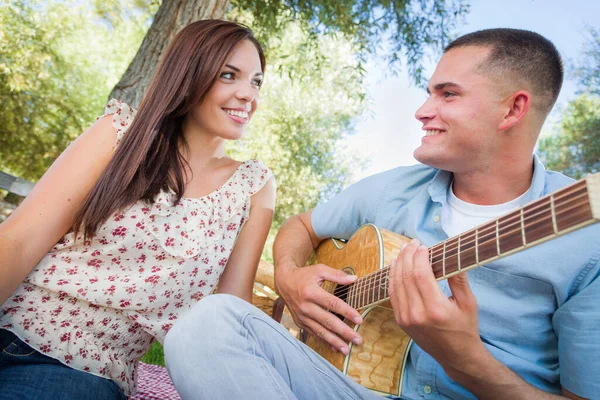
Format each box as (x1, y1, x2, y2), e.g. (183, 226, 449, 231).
(338, 178, 598, 311)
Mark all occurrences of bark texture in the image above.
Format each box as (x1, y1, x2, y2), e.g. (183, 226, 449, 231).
(109, 0, 230, 108)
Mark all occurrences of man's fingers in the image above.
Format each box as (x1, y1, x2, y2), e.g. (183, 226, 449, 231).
(310, 300, 363, 344)
(316, 290, 363, 325)
(301, 305, 362, 353)
(411, 244, 443, 302)
(447, 272, 477, 311)
(292, 297, 362, 345)
(303, 317, 349, 353)
(401, 241, 426, 317)
(319, 265, 358, 285)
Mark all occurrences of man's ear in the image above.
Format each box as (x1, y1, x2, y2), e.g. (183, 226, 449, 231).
(498, 90, 531, 131)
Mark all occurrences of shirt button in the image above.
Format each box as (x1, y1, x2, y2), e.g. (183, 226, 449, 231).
(423, 385, 432, 394)
(433, 215, 440, 223)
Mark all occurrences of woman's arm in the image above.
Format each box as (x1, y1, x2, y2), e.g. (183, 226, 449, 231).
(217, 177, 276, 302)
(0, 116, 117, 304)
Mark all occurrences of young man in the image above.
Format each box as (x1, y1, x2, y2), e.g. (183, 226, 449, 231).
(164, 29, 599, 399)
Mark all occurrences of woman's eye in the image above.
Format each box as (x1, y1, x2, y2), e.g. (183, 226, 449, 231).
(443, 91, 456, 98)
(252, 78, 263, 87)
(220, 72, 235, 80)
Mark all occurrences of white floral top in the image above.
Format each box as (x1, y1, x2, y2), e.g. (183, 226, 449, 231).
(0, 100, 273, 395)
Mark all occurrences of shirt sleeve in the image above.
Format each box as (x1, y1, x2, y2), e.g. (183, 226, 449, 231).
(311, 173, 388, 240)
(97, 99, 137, 148)
(552, 263, 600, 398)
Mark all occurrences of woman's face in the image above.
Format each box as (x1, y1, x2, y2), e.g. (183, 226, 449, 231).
(187, 39, 263, 141)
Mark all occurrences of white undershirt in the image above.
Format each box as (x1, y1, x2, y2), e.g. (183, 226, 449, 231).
(441, 182, 533, 238)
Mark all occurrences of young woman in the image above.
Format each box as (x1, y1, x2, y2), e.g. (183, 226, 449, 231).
(0, 20, 275, 399)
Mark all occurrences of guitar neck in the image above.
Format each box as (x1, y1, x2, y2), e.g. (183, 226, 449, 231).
(345, 173, 600, 311)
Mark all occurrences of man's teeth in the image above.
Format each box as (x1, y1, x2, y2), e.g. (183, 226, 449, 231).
(224, 109, 248, 118)
(425, 129, 443, 136)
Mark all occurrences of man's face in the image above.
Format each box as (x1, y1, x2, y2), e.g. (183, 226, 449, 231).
(413, 46, 508, 174)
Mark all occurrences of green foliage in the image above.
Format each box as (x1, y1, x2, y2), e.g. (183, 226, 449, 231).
(226, 22, 367, 259)
(539, 29, 600, 179)
(0, 0, 148, 180)
(538, 95, 600, 179)
(572, 28, 600, 96)
(230, 0, 469, 86)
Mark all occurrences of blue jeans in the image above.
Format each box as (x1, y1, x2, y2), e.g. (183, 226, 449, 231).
(0, 329, 126, 400)
(164, 294, 406, 400)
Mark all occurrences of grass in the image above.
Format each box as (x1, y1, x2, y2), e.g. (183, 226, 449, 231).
(140, 341, 166, 367)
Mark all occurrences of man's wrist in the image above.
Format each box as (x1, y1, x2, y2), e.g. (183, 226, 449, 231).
(442, 342, 496, 385)
(273, 259, 299, 294)
(443, 345, 530, 398)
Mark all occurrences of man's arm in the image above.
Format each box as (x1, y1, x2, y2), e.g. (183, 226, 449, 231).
(273, 210, 364, 354)
(389, 240, 586, 400)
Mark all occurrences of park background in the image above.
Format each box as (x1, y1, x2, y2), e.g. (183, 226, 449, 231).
(1, 0, 599, 366)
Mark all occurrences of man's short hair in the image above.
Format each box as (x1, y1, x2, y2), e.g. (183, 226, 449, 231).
(445, 28, 564, 116)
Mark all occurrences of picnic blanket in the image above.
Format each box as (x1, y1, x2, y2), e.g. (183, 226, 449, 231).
(130, 362, 181, 400)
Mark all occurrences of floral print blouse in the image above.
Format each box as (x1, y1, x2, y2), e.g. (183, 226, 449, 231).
(0, 100, 273, 395)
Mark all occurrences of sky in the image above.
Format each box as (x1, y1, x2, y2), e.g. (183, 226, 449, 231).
(348, 0, 600, 180)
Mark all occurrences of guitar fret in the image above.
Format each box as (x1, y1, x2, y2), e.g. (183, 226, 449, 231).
(354, 278, 359, 310)
(477, 221, 497, 262)
(442, 241, 446, 277)
(459, 230, 476, 269)
(358, 275, 363, 309)
(498, 210, 523, 254)
(524, 198, 553, 243)
(457, 235, 461, 271)
(520, 208, 526, 245)
(384, 271, 389, 301)
(361, 274, 366, 309)
(496, 219, 500, 255)
(379, 270, 384, 303)
(550, 194, 558, 234)
(364, 276, 373, 306)
(353, 280, 362, 309)
(365, 274, 369, 309)
(377, 270, 382, 300)
(475, 227, 479, 264)
(555, 184, 592, 231)
(371, 273, 376, 305)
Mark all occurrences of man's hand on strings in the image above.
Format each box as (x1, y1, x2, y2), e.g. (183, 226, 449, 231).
(277, 263, 363, 354)
(388, 239, 489, 376)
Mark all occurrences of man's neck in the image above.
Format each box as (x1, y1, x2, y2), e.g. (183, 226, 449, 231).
(451, 159, 535, 206)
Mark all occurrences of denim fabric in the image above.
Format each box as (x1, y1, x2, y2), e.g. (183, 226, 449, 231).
(165, 294, 410, 400)
(311, 155, 600, 399)
(0, 329, 126, 400)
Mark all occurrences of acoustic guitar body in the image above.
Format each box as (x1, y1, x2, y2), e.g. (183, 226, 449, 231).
(305, 224, 413, 396)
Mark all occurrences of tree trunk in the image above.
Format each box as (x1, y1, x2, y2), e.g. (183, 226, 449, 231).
(109, 0, 230, 108)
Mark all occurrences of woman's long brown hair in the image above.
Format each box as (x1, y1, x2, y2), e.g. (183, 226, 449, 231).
(73, 20, 266, 240)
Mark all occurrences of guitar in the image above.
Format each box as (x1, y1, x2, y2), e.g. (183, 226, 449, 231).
(277, 173, 600, 396)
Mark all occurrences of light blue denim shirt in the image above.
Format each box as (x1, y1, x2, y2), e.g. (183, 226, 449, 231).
(311, 155, 600, 399)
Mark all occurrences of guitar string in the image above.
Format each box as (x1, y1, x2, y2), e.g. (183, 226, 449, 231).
(332, 194, 592, 305)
